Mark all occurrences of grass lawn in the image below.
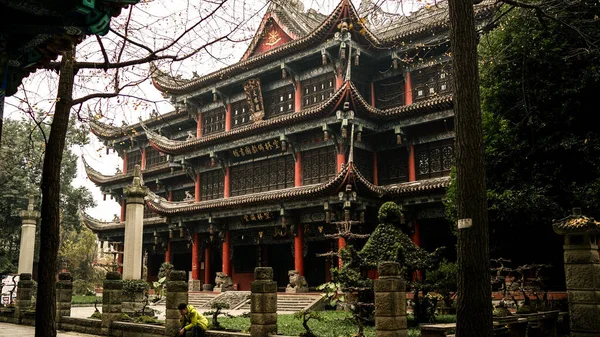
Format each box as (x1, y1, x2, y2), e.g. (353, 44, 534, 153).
(218, 311, 457, 337)
(72, 295, 101, 304)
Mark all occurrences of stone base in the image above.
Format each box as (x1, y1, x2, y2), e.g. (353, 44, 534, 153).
(189, 280, 202, 292)
(285, 286, 309, 293)
(202, 284, 214, 292)
(214, 285, 234, 293)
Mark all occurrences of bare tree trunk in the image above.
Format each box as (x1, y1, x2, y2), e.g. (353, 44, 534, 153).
(35, 44, 76, 337)
(447, 1, 493, 337)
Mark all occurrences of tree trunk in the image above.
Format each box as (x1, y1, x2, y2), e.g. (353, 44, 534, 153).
(35, 44, 76, 337)
(447, 1, 493, 337)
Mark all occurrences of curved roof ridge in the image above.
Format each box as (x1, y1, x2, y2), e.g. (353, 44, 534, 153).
(90, 118, 130, 139)
(146, 81, 350, 154)
(384, 176, 451, 195)
(151, 0, 357, 94)
(347, 81, 453, 119)
(80, 210, 124, 231)
(82, 155, 132, 184)
(145, 163, 351, 215)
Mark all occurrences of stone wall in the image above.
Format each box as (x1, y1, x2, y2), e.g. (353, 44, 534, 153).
(60, 317, 102, 334)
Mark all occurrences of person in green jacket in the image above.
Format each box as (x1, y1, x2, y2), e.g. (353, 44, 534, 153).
(178, 303, 209, 337)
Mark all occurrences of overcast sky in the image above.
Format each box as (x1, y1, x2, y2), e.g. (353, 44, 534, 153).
(5, 0, 430, 222)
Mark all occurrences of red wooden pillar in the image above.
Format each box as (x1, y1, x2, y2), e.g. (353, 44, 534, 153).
(141, 147, 146, 170)
(295, 80, 302, 112)
(294, 224, 304, 275)
(196, 115, 202, 138)
(405, 71, 413, 105)
(224, 167, 230, 198)
(117, 243, 123, 274)
(370, 82, 376, 107)
(165, 241, 171, 263)
(204, 247, 211, 284)
(222, 230, 230, 275)
(225, 103, 232, 132)
(120, 200, 125, 222)
(294, 152, 302, 187)
(336, 144, 345, 173)
(168, 190, 173, 202)
(191, 233, 200, 280)
(122, 151, 128, 174)
(373, 152, 379, 185)
(335, 70, 344, 90)
(195, 173, 201, 202)
(338, 237, 346, 267)
(408, 145, 416, 182)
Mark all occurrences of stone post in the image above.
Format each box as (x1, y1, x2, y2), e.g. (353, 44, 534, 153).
(250, 267, 277, 337)
(56, 272, 73, 324)
(123, 164, 149, 280)
(374, 262, 407, 337)
(552, 207, 600, 337)
(102, 271, 123, 336)
(18, 195, 39, 274)
(14, 273, 33, 323)
(166, 270, 189, 337)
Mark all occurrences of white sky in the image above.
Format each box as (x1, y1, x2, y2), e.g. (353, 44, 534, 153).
(5, 0, 430, 221)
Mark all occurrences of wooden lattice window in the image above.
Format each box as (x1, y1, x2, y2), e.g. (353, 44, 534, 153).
(230, 155, 295, 196)
(302, 73, 335, 109)
(145, 146, 166, 169)
(378, 148, 409, 185)
(376, 76, 405, 109)
(353, 148, 374, 183)
(202, 107, 226, 136)
(200, 169, 224, 200)
(126, 150, 142, 173)
(302, 146, 336, 185)
(416, 140, 454, 179)
(264, 86, 294, 118)
(232, 100, 252, 129)
(412, 63, 453, 102)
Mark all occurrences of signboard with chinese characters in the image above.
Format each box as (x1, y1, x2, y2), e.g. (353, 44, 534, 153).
(243, 212, 275, 223)
(231, 139, 282, 160)
(243, 78, 265, 122)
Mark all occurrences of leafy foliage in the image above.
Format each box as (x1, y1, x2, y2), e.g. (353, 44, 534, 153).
(122, 279, 150, 302)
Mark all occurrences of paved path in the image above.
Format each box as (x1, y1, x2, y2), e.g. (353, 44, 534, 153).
(0, 322, 100, 336)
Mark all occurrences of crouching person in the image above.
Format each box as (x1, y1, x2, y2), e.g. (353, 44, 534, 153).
(178, 303, 209, 337)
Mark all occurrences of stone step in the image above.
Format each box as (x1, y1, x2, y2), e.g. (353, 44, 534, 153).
(188, 292, 219, 308)
(234, 293, 322, 312)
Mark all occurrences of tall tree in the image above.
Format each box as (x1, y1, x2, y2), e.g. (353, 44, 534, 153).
(448, 1, 492, 336)
(478, 1, 600, 285)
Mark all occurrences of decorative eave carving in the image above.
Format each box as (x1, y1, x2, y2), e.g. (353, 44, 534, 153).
(553, 208, 600, 235)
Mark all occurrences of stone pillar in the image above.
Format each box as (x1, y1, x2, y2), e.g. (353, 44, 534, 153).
(56, 272, 73, 323)
(18, 196, 39, 275)
(251, 267, 277, 337)
(15, 273, 34, 323)
(552, 208, 600, 337)
(374, 262, 407, 337)
(166, 270, 189, 337)
(102, 271, 123, 336)
(123, 164, 149, 280)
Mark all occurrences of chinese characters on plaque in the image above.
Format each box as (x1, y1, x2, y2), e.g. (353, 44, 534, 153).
(243, 212, 273, 223)
(243, 78, 265, 122)
(231, 139, 281, 158)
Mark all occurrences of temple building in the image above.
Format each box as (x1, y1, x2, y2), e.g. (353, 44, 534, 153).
(83, 0, 495, 290)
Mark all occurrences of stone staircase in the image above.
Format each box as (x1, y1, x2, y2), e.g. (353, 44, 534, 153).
(188, 292, 219, 308)
(233, 293, 323, 312)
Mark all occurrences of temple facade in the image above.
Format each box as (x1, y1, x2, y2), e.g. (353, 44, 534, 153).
(83, 0, 495, 290)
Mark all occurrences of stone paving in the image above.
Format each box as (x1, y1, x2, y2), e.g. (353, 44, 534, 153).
(0, 321, 100, 336)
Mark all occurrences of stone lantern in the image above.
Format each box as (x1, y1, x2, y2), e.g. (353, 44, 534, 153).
(552, 207, 600, 337)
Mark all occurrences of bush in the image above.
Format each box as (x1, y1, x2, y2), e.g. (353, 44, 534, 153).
(73, 279, 95, 296)
(122, 279, 150, 302)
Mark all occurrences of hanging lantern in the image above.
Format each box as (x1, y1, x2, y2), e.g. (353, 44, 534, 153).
(281, 140, 287, 152)
(397, 134, 403, 145)
(282, 68, 287, 79)
(354, 50, 360, 66)
(324, 130, 329, 141)
(154, 236, 158, 245)
(169, 229, 173, 239)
